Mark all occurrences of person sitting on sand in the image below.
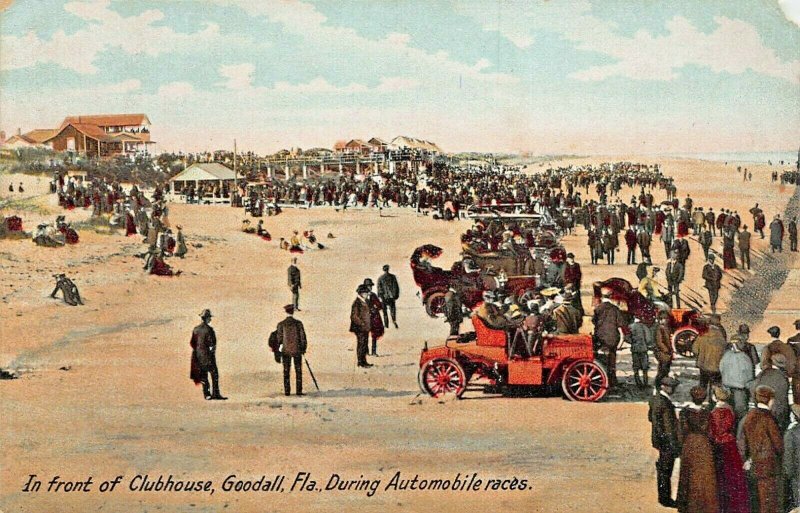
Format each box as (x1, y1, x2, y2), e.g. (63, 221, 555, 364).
(257, 220, 271, 241)
(241, 219, 255, 234)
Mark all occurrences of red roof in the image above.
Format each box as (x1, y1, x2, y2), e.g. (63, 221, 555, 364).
(60, 113, 150, 129)
(45, 123, 113, 142)
(24, 129, 58, 143)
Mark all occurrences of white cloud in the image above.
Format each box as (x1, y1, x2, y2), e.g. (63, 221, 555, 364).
(571, 16, 800, 84)
(457, 1, 800, 84)
(219, 0, 518, 85)
(1, 0, 224, 73)
(158, 81, 195, 99)
(101, 79, 141, 93)
(779, 0, 800, 27)
(272, 76, 418, 93)
(218, 63, 255, 90)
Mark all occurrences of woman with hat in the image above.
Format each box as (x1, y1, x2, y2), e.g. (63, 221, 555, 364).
(708, 386, 750, 513)
(175, 225, 187, 258)
(362, 278, 385, 357)
(676, 386, 719, 513)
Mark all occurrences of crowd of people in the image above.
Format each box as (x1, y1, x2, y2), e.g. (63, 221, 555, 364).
(649, 319, 800, 512)
(50, 171, 186, 275)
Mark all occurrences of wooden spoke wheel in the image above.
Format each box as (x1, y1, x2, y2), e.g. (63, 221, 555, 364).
(672, 328, 698, 358)
(418, 358, 467, 398)
(516, 288, 537, 305)
(424, 291, 447, 318)
(561, 360, 609, 402)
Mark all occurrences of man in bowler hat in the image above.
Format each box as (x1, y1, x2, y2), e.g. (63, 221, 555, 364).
(275, 305, 307, 396)
(350, 284, 373, 367)
(190, 309, 227, 400)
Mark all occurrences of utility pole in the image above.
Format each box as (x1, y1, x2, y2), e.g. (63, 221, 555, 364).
(234, 139, 238, 185)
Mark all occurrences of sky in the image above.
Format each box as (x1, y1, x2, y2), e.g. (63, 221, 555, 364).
(0, 0, 798, 155)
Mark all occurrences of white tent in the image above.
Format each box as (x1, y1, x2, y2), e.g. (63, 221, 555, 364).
(169, 163, 237, 195)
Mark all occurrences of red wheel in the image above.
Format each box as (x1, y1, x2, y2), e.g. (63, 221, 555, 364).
(672, 328, 698, 358)
(424, 291, 447, 318)
(418, 358, 467, 398)
(561, 360, 608, 402)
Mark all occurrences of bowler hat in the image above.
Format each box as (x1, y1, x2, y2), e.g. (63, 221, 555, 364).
(712, 385, 730, 402)
(689, 385, 707, 403)
(199, 309, 212, 319)
(566, 253, 575, 259)
(382, 264, 390, 271)
(767, 326, 781, 338)
(754, 385, 775, 404)
(363, 278, 374, 287)
(771, 354, 787, 369)
(660, 376, 680, 388)
(284, 305, 294, 314)
(356, 284, 370, 294)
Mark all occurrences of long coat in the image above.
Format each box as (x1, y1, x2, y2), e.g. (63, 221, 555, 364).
(738, 408, 784, 513)
(190, 322, 217, 383)
(349, 297, 371, 334)
(592, 300, 628, 349)
(648, 392, 681, 454)
(785, 423, 800, 510)
(553, 304, 581, 334)
(377, 273, 400, 300)
(751, 368, 790, 432)
(444, 290, 463, 324)
(288, 265, 301, 291)
(367, 293, 385, 338)
(276, 316, 307, 357)
(769, 219, 784, 247)
(708, 405, 750, 513)
(677, 407, 719, 513)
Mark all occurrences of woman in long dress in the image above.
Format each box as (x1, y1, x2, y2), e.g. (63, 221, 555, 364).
(677, 386, 719, 513)
(722, 229, 737, 270)
(708, 387, 750, 513)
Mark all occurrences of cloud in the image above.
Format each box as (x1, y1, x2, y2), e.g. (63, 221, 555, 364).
(1, 0, 224, 73)
(570, 16, 800, 84)
(158, 81, 195, 99)
(220, 0, 517, 84)
(271, 76, 418, 93)
(218, 63, 255, 90)
(457, 1, 800, 84)
(101, 79, 141, 93)
(779, 0, 800, 27)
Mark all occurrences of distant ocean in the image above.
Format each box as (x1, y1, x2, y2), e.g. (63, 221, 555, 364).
(664, 151, 798, 165)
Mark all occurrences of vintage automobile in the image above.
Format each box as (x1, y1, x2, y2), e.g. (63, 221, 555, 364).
(417, 315, 609, 401)
(411, 244, 539, 317)
(591, 277, 707, 357)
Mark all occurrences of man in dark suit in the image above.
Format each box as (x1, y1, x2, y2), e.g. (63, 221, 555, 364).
(738, 225, 752, 270)
(702, 254, 723, 313)
(444, 284, 463, 337)
(739, 385, 785, 513)
(377, 264, 400, 328)
(276, 305, 307, 396)
(592, 287, 630, 387)
(648, 376, 681, 508)
(625, 227, 637, 265)
(665, 252, 684, 308)
(288, 258, 301, 311)
(350, 285, 372, 368)
(189, 309, 227, 400)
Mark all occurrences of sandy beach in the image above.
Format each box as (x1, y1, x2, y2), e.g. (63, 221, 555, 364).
(1, 157, 798, 513)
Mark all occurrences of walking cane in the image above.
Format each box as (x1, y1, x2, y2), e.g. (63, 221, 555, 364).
(304, 357, 320, 391)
